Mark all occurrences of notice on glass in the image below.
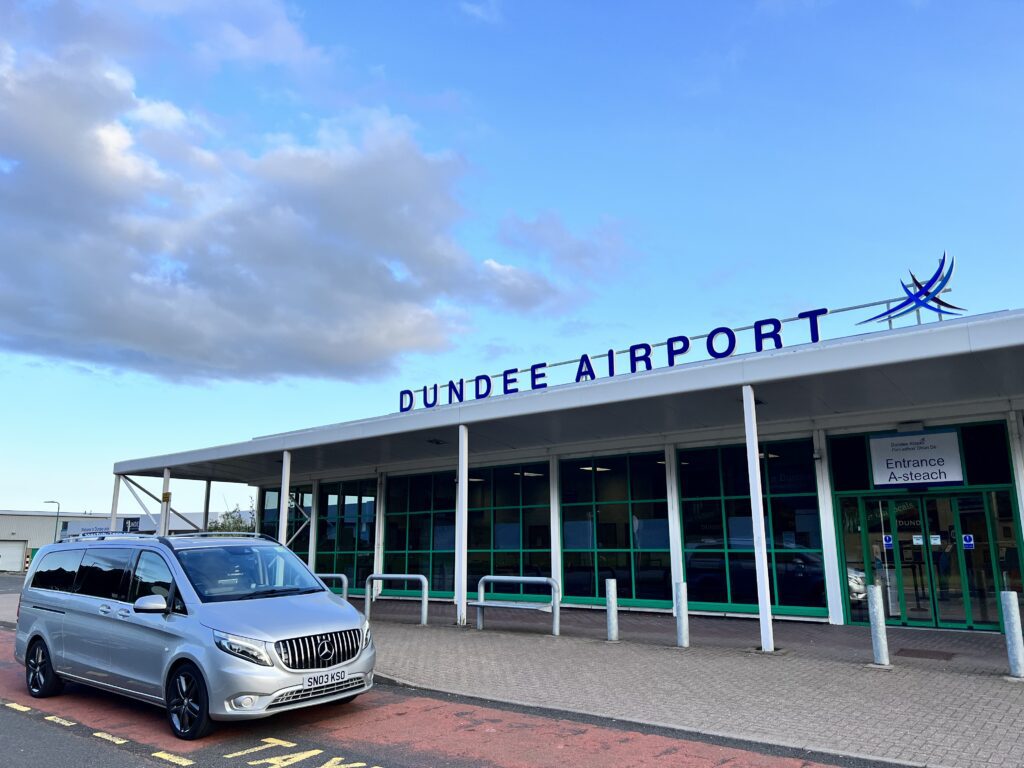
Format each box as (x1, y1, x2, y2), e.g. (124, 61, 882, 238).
(912, 534, 924, 546)
(869, 431, 964, 487)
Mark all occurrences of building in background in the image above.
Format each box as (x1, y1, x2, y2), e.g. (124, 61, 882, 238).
(0, 510, 204, 572)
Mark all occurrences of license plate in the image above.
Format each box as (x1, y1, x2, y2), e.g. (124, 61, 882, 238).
(303, 670, 345, 689)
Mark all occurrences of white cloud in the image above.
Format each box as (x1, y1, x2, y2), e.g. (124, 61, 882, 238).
(0, 42, 562, 382)
(129, 99, 188, 130)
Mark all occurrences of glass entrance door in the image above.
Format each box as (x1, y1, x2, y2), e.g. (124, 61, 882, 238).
(844, 493, 1001, 630)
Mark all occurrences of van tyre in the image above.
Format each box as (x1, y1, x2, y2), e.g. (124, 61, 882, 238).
(166, 662, 213, 740)
(26, 639, 63, 698)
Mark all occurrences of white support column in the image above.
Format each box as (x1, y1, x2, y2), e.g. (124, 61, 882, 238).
(548, 457, 563, 598)
(813, 428, 845, 625)
(1007, 412, 1024, 591)
(742, 385, 775, 653)
(202, 480, 212, 531)
(374, 472, 386, 599)
(278, 450, 291, 544)
(308, 479, 320, 570)
(109, 474, 121, 531)
(159, 468, 171, 536)
(454, 425, 470, 625)
(664, 444, 684, 608)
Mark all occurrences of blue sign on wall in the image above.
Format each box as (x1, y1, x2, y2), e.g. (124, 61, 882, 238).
(962, 534, 975, 550)
(398, 307, 830, 412)
(883, 534, 893, 550)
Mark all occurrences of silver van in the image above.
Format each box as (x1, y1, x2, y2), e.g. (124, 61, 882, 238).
(14, 532, 375, 739)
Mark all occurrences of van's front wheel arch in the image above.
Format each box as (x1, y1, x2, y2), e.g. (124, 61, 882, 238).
(165, 661, 214, 740)
(26, 638, 63, 698)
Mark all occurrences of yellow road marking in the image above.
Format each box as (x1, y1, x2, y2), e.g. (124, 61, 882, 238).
(249, 749, 323, 766)
(93, 732, 129, 745)
(152, 752, 195, 766)
(5, 702, 31, 712)
(315, 760, 369, 768)
(45, 714, 76, 726)
(225, 737, 298, 758)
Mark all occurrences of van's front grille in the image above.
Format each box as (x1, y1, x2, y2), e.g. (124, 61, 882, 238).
(275, 630, 362, 670)
(267, 676, 365, 709)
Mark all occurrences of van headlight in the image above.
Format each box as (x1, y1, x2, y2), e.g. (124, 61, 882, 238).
(214, 630, 273, 666)
(362, 618, 372, 649)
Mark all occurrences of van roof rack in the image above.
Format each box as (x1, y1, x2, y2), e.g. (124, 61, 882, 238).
(170, 532, 276, 541)
(62, 531, 160, 542)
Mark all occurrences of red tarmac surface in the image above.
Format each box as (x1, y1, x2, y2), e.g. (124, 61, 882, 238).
(2, 630, 841, 767)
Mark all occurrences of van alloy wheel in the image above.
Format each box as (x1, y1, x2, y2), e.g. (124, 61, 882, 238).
(26, 640, 63, 698)
(165, 662, 212, 739)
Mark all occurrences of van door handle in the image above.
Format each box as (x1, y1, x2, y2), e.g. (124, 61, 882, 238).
(117, 608, 131, 618)
(98, 604, 112, 615)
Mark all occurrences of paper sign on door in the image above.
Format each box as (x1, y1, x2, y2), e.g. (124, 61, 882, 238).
(912, 534, 924, 546)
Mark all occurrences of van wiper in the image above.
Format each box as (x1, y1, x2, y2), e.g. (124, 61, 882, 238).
(237, 587, 319, 600)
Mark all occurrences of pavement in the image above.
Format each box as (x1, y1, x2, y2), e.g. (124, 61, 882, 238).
(366, 599, 1024, 768)
(3, 570, 1023, 767)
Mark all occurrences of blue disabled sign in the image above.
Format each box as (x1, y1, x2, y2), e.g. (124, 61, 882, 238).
(883, 534, 893, 550)
(962, 534, 975, 550)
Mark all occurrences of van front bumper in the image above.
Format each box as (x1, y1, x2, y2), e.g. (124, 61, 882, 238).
(205, 641, 376, 721)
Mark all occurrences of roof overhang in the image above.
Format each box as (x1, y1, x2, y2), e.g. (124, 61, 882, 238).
(114, 310, 1024, 484)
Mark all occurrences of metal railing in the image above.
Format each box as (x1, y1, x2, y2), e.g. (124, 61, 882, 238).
(364, 574, 428, 626)
(473, 575, 560, 636)
(318, 572, 349, 602)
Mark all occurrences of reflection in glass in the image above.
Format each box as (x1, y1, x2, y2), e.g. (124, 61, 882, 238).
(684, 549, 727, 603)
(632, 502, 669, 549)
(629, 453, 667, 500)
(682, 499, 723, 547)
(562, 506, 593, 549)
(494, 509, 521, 550)
(597, 552, 632, 597)
(595, 504, 629, 549)
(771, 496, 822, 549)
(563, 552, 595, 597)
(634, 552, 672, 600)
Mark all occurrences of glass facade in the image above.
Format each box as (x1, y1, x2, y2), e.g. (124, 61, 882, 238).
(831, 422, 1022, 629)
(253, 418, 1020, 631)
(384, 464, 552, 598)
(679, 439, 826, 614)
(259, 486, 312, 562)
(315, 478, 377, 595)
(561, 453, 672, 604)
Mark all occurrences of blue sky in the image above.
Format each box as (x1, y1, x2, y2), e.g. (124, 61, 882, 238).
(0, 0, 1021, 515)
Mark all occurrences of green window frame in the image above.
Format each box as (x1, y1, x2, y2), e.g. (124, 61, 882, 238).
(679, 438, 828, 618)
(560, 452, 673, 608)
(828, 421, 1023, 626)
(382, 463, 553, 600)
(315, 478, 377, 595)
(258, 486, 312, 562)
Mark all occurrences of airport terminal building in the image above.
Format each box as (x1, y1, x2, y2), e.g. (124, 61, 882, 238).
(112, 279, 1024, 634)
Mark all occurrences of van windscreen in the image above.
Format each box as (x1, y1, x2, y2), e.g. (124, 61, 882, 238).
(175, 544, 323, 603)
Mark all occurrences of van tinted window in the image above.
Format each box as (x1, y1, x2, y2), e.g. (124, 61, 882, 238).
(74, 548, 132, 601)
(31, 550, 85, 592)
(130, 551, 185, 613)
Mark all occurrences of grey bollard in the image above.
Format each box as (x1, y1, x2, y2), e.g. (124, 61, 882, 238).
(1001, 591, 1024, 679)
(606, 579, 619, 642)
(867, 584, 891, 667)
(674, 581, 690, 648)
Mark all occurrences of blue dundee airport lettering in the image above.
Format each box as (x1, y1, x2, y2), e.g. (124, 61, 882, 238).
(399, 306, 829, 412)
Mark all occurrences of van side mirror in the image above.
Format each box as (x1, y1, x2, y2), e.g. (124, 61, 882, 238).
(133, 594, 168, 614)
